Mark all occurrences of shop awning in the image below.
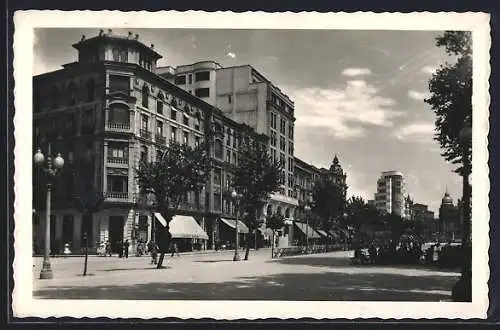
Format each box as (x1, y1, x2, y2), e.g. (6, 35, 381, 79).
(220, 218, 249, 234)
(155, 213, 209, 240)
(316, 229, 329, 237)
(294, 222, 321, 239)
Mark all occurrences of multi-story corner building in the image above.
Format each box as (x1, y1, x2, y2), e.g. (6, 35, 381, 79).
(438, 191, 461, 241)
(161, 61, 299, 245)
(32, 30, 264, 254)
(374, 171, 407, 217)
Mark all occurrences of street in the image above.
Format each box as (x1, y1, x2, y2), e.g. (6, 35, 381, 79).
(33, 250, 459, 301)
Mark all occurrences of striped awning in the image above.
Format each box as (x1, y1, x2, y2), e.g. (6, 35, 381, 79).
(220, 218, 249, 234)
(294, 222, 321, 239)
(154, 213, 209, 240)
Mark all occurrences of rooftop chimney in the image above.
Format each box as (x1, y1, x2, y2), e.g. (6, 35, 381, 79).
(135, 34, 139, 40)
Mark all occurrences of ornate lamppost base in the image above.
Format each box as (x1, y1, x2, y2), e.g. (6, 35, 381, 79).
(233, 252, 240, 261)
(39, 263, 53, 279)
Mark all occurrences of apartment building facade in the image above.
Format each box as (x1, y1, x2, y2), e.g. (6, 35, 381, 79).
(374, 171, 407, 217)
(162, 62, 299, 246)
(32, 30, 264, 253)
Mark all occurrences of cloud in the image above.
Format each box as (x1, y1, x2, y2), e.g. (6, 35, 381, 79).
(341, 68, 372, 77)
(393, 122, 435, 143)
(421, 65, 438, 75)
(226, 52, 236, 59)
(287, 80, 403, 139)
(407, 90, 429, 101)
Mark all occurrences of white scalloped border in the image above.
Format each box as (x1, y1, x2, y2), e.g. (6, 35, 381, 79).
(12, 10, 491, 320)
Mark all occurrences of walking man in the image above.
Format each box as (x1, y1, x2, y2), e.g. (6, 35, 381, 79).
(170, 242, 180, 257)
(123, 240, 130, 258)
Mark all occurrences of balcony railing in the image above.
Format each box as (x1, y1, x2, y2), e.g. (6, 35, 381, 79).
(106, 192, 130, 200)
(108, 157, 128, 165)
(107, 122, 131, 132)
(155, 134, 166, 145)
(140, 129, 152, 140)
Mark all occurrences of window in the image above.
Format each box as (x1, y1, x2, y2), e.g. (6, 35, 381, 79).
(280, 137, 286, 151)
(170, 126, 177, 142)
(194, 118, 200, 131)
(288, 141, 294, 155)
(156, 120, 163, 136)
(214, 193, 221, 211)
(271, 131, 277, 146)
(226, 132, 231, 146)
(156, 149, 163, 162)
(195, 71, 210, 82)
(141, 115, 148, 131)
(170, 107, 177, 121)
(228, 95, 232, 104)
(214, 139, 223, 159)
(107, 175, 128, 193)
(108, 143, 128, 161)
(174, 75, 186, 85)
(109, 75, 129, 94)
(86, 79, 95, 102)
(113, 48, 128, 62)
(270, 113, 277, 129)
(195, 136, 200, 148)
(226, 150, 230, 163)
(188, 74, 193, 84)
(112, 48, 120, 62)
(214, 169, 222, 186)
(183, 131, 189, 145)
(141, 85, 149, 108)
(183, 114, 189, 126)
(140, 145, 148, 163)
(109, 104, 130, 125)
(280, 153, 286, 167)
(280, 118, 286, 134)
(288, 157, 294, 172)
(195, 88, 210, 98)
(157, 93, 164, 114)
(67, 82, 76, 106)
(288, 123, 294, 139)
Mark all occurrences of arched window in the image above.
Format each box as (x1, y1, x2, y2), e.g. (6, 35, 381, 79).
(214, 139, 223, 159)
(276, 206, 282, 216)
(285, 208, 290, 219)
(140, 145, 148, 163)
(157, 92, 164, 114)
(109, 103, 130, 126)
(86, 79, 95, 102)
(141, 85, 149, 108)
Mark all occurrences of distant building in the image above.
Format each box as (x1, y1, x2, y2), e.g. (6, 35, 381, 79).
(367, 200, 375, 207)
(411, 203, 436, 238)
(374, 171, 407, 217)
(438, 191, 461, 241)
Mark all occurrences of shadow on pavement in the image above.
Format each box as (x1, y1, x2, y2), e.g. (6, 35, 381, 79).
(34, 270, 456, 301)
(195, 260, 234, 263)
(101, 266, 171, 272)
(268, 256, 460, 272)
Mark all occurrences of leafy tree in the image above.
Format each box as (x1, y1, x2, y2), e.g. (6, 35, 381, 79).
(232, 134, 281, 260)
(135, 141, 210, 268)
(384, 213, 409, 241)
(425, 31, 472, 175)
(265, 213, 285, 258)
(311, 179, 346, 235)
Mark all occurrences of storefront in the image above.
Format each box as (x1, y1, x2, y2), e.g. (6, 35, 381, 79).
(219, 218, 249, 249)
(154, 213, 209, 252)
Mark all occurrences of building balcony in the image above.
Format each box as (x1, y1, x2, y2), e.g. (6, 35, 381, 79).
(107, 157, 128, 165)
(106, 192, 132, 202)
(155, 134, 166, 145)
(140, 129, 152, 140)
(107, 121, 131, 133)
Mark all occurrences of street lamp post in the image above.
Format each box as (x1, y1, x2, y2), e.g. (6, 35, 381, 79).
(231, 190, 242, 261)
(304, 204, 311, 252)
(33, 143, 64, 279)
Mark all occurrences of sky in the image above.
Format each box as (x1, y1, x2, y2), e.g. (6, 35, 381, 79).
(33, 28, 463, 214)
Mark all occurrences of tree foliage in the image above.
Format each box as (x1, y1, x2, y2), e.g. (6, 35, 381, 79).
(232, 135, 281, 259)
(311, 179, 346, 231)
(425, 31, 472, 174)
(345, 196, 384, 232)
(135, 141, 210, 248)
(266, 213, 285, 232)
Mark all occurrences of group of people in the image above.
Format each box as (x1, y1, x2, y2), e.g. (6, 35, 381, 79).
(97, 240, 130, 258)
(352, 240, 424, 265)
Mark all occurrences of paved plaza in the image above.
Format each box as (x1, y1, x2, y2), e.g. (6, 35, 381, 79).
(33, 250, 459, 301)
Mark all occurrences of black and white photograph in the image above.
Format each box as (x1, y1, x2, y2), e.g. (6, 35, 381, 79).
(13, 11, 490, 319)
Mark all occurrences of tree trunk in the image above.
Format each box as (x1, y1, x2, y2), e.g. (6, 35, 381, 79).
(271, 231, 274, 259)
(83, 230, 89, 276)
(244, 233, 250, 260)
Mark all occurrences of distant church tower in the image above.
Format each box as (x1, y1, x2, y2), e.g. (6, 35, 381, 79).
(323, 154, 348, 204)
(438, 189, 460, 241)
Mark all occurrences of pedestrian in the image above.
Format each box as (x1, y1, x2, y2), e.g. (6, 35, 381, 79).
(118, 240, 123, 258)
(124, 240, 130, 258)
(150, 241, 158, 265)
(105, 240, 112, 257)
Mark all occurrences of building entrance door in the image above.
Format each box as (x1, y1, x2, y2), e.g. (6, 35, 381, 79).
(109, 216, 124, 253)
